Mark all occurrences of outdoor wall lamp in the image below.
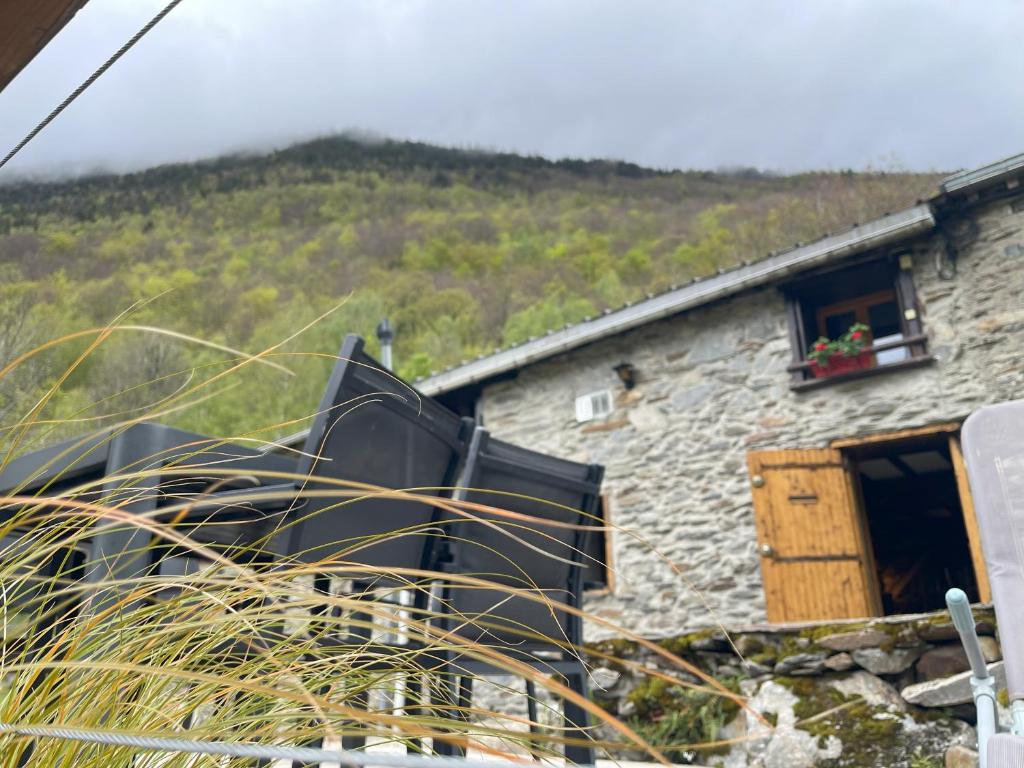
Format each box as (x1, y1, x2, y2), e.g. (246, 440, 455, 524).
(613, 361, 637, 390)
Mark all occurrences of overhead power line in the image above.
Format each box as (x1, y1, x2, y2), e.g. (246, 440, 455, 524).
(0, 0, 186, 172)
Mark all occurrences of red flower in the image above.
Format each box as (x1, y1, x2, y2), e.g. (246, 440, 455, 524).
(815, 343, 828, 351)
(851, 331, 863, 340)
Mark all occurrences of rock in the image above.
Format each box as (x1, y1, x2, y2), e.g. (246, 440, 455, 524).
(918, 622, 959, 642)
(775, 652, 828, 675)
(830, 671, 907, 711)
(670, 383, 716, 410)
(901, 661, 1006, 707)
(980, 635, 1002, 662)
(744, 677, 967, 768)
(823, 652, 855, 672)
(735, 681, 842, 768)
(818, 628, 890, 651)
(589, 667, 621, 691)
(736, 634, 767, 656)
(762, 726, 835, 768)
(946, 745, 979, 768)
(853, 647, 922, 675)
(891, 626, 926, 649)
(617, 699, 636, 717)
(691, 633, 732, 652)
(976, 620, 996, 636)
(742, 660, 774, 676)
(686, 334, 735, 364)
(916, 645, 970, 682)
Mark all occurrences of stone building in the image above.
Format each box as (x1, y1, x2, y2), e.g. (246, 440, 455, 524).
(419, 151, 1024, 639)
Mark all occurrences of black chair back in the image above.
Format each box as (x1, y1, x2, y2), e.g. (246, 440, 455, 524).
(442, 429, 604, 648)
(287, 335, 474, 576)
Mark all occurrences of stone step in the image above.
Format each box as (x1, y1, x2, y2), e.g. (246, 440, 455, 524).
(901, 661, 1006, 707)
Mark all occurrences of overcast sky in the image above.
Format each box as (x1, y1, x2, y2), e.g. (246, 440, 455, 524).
(1, 0, 1022, 179)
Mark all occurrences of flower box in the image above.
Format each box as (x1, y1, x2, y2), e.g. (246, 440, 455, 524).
(809, 349, 874, 379)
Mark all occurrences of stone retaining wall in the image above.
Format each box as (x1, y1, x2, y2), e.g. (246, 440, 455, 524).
(581, 607, 1000, 767)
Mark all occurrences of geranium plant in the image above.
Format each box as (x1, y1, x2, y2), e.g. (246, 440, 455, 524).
(807, 322, 871, 367)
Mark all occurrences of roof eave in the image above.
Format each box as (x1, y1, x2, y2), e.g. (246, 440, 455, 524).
(419, 203, 935, 397)
(0, 0, 90, 94)
(941, 152, 1024, 195)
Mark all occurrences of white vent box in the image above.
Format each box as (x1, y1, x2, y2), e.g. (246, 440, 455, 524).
(575, 390, 614, 423)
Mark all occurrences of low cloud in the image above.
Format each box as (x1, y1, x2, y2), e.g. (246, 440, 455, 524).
(1, 0, 1021, 178)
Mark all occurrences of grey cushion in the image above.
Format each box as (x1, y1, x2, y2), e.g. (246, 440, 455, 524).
(963, 402, 1024, 702)
(989, 733, 1024, 767)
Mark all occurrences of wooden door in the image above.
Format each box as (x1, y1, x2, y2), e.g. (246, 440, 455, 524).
(748, 449, 882, 622)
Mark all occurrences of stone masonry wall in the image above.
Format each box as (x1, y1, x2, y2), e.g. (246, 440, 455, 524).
(478, 195, 1024, 639)
(587, 606, 1000, 768)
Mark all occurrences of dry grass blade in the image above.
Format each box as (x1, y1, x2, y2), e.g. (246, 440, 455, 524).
(0, 325, 758, 767)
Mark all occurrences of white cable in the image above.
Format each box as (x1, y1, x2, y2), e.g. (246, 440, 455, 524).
(0, 722, 574, 768)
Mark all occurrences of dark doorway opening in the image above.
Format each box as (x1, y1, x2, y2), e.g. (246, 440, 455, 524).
(845, 432, 980, 615)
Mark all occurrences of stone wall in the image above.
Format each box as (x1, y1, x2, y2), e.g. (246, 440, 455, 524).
(477, 195, 1024, 638)
(584, 607, 1000, 768)
(466, 607, 999, 766)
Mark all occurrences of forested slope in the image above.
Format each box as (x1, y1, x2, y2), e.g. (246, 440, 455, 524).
(0, 135, 942, 440)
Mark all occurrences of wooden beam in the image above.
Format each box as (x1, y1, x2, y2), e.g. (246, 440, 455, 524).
(830, 422, 961, 449)
(0, 0, 90, 93)
(949, 435, 992, 603)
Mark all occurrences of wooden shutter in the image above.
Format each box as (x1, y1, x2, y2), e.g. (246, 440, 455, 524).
(949, 435, 992, 603)
(748, 449, 882, 622)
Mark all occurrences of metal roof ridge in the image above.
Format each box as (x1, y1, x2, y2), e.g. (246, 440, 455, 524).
(418, 202, 935, 396)
(941, 151, 1024, 194)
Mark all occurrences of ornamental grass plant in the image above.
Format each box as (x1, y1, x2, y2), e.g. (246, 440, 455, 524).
(0, 318, 761, 766)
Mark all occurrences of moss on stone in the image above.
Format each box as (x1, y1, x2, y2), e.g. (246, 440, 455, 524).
(618, 674, 742, 762)
(772, 633, 824, 661)
(588, 638, 637, 658)
(779, 675, 953, 767)
(776, 676, 856, 723)
(798, 622, 869, 642)
(657, 629, 717, 656)
(748, 649, 777, 665)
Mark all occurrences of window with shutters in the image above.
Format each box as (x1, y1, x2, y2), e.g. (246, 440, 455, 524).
(783, 255, 933, 390)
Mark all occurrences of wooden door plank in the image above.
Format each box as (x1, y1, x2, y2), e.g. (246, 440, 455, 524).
(949, 435, 992, 603)
(748, 448, 880, 622)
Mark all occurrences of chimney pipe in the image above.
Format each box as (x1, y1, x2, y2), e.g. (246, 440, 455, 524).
(376, 318, 394, 370)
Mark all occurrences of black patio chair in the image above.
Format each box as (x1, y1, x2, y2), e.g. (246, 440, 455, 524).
(177, 334, 473, 759)
(115, 334, 472, 599)
(0, 422, 296, 766)
(3, 335, 476, 761)
(0, 422, 296, 613)
(283, 334, 473, 577)
(433, 428, 604, 764)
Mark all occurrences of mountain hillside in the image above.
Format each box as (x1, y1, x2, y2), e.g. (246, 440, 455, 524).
(0, 135, 943, 440)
